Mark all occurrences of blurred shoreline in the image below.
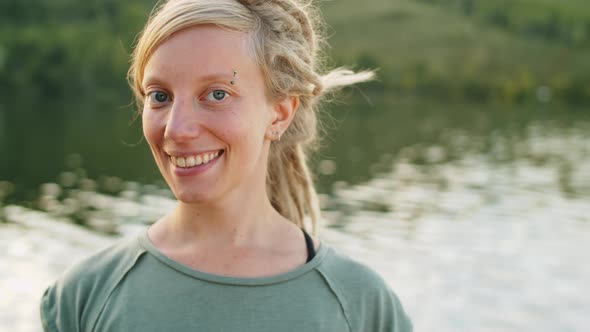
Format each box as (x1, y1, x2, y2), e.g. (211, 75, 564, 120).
(2, 120, 589, 331)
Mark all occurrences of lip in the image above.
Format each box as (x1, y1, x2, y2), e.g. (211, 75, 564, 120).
(169, 149, 224, 177)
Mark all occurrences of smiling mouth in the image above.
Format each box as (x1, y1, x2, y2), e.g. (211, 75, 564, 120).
(169, 149, 225, 168)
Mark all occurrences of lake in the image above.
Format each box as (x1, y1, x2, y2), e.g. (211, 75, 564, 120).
(1, 105, 589, 331)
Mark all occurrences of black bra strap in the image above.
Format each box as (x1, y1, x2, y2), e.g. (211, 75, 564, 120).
(302, 229, 316, 263)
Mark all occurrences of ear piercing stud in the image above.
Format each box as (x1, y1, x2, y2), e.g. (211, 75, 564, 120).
(273, 130, 281, 141)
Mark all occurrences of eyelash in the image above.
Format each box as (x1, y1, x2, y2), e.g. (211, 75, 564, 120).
(145, 89, 231, 107)
(203, 89, 231, 102)
(147, 91, 170, 106)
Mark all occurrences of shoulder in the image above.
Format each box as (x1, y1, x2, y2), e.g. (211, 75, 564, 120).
(316, 245, 413, 332)
(53, 234, 143, 293)
(40, 235, 145, 332)
(317, 245, 391, 295)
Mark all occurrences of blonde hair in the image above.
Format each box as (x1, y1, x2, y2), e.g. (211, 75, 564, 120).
(128, 0, 374, 234)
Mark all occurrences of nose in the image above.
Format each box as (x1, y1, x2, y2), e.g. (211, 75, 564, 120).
(164, 98, 201, 142)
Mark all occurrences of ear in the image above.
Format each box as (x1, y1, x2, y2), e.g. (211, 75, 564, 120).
(266, 95, 299, 141)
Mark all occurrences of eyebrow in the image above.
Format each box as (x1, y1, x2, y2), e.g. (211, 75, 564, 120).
(142, 72, 236, 90)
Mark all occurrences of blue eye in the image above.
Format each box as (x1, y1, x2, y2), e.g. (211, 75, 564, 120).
(205, 90, 229, 101)
(148, 91, 170, 104)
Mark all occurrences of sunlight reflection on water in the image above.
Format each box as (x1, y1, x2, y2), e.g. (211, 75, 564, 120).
(1, 121, 589, 332)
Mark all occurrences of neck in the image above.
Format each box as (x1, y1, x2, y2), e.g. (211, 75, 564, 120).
(157, 175, 287, 250)
(151, 145, 293, 250)
(175, 196, 275, 244)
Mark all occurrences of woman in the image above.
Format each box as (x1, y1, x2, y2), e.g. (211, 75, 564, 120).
(40, 0, 412, 331)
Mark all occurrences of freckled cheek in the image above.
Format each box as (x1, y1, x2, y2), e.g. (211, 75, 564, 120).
(142, 112, 165, 145)
(142, 122, 156, 146)
(141, 115, 152, 141)
(213, 115, 251, 143)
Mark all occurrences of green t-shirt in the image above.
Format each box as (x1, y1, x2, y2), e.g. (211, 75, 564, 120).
(40, 228, 412, 331)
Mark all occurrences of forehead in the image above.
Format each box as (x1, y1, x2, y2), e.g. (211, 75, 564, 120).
(143, 25, 257, 85)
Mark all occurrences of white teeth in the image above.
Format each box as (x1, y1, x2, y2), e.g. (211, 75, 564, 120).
(170, 150, 222, 168)
(186, 156, 195, 167)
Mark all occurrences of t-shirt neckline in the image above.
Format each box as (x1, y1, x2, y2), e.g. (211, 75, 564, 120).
(137, 227, 329, 286)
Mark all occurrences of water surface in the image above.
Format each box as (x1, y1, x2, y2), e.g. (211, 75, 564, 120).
(2, 120, 589, 332)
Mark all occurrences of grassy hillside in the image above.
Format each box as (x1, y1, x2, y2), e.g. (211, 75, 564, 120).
(1, 0, 588, 108)
(1, 0, 589, 203)
(321, 0, 590, 105)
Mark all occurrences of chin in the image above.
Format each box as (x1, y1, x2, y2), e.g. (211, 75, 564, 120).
(173, 189, 218, 205)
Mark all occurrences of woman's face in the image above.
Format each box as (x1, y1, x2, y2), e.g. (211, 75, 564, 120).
(141, 25, 275, 204)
